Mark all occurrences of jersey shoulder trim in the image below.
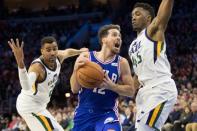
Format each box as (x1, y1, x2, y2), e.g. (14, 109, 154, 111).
(145, 29, 164, 63)
(145, 29, 157, 43)
(92, 51, 117, 64)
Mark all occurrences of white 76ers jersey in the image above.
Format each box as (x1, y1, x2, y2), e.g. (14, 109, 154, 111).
(16, 57, 61, 114)
(128, 29, 172, 87)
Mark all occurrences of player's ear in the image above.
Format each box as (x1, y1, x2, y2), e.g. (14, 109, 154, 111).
(102, 37, 106, 45)
(41, 48, 44, 55)
(147, 15, 152, 23)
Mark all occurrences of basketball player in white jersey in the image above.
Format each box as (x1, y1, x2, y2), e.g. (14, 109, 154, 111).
(8, 36, 88, 131)
(128, 1, 178, 131)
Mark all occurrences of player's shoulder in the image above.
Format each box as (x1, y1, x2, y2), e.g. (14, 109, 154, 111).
(30, 62, 43, 69)
(118, 55, 126, 61)
(118, 56, 129, 65)
(29, 59, 45, 74)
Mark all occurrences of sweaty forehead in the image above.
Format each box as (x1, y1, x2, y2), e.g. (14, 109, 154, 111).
(43, 42, 58, 48)
(132, 7, 148, 16)
(108, 29, 120, 34)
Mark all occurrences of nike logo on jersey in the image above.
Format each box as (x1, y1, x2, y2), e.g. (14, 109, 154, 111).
(104, 117, 114, 124)
(111, 63, 118, 66)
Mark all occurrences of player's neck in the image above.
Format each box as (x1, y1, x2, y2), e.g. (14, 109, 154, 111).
(137, 28, 145, 36)
(97, 49, 115, 62)
(137, 25, 148, 36)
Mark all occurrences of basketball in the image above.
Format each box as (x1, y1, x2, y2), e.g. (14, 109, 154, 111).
(76, 61, 104, 88)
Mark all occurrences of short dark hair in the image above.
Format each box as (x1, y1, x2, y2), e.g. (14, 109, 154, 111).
(41, 36, 57, 47)
(133, 2, 155, 21)
(98, 24, 120, 45)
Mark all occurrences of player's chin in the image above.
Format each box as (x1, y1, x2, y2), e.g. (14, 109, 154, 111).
(49, 58, 56, 63)
(112, 48, 120, 54)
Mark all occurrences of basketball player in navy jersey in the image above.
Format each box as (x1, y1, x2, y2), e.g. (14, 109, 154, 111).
(8, 36, 88, 131)
(128, 1, 178, 131)
(70, 24, 135, 131)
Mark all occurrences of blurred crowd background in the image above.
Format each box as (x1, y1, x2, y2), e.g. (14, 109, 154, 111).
(0, 0, 196, 130)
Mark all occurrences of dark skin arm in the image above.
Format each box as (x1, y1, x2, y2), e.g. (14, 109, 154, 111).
(148, 0, 174, 41)
(28, 63, 45, 83)
(133, 74, 140, 89)
(58, 48, 88, 64)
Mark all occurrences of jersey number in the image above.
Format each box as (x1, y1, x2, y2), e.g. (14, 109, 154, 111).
(132, 52, 142, 67)
(49, 88, 54, 97)
(93, 88, 105, 95)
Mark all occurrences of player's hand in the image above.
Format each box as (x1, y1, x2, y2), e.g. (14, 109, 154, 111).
(79, 47, 89, 52)
(100, 73, 116, 90)
(8, 38, 25, 68)
(74, 54, 89, 71)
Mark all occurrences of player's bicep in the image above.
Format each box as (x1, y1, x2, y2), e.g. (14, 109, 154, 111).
(57, 50, 68, 63)
(147, 18, 165, 42)
(148, 0, 174, 35)
(18, 64, 39, 90)
(28, 63, 43, 84)
(28, 63, 40, 77)
(156, 0, 174, 30)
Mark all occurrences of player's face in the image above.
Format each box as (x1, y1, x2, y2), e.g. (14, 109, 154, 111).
(104, 29, 122, 54)
(131, 7, 149, 31)
(41, 42, 58, 63)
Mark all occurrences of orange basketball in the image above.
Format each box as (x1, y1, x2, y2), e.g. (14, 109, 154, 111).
(76, 61, 104, 88)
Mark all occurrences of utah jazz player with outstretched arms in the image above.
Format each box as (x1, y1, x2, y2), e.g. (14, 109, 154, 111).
(8, 36, 88, 131)
(70, 24, 135, 131)
(129, 1, 178, 131)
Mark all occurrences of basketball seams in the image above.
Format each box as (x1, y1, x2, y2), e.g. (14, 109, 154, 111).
(76, 62, 104, 87)
(76, 61, 104, 88)
(78, 68, 102, 81)
(77, 71, 101, 87)
(80, 62, 104, 79)
(78, 72, 98, 84)
(86, 62, 104, 77)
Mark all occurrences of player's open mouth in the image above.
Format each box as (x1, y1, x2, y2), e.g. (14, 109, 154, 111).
(50, 57, 56, 61)
(115, 43, 120, 48)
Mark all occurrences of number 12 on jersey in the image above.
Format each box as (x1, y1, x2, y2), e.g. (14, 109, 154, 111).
(93, 88, 105, 95)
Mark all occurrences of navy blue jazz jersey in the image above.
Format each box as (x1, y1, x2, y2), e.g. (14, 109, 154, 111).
(73, 51, 122, 131)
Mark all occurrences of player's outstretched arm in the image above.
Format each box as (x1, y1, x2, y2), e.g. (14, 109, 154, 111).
(102, 58, 135, 97)
(148, 0, 174, 37)
(8, 38, 25, 68)
(8, 38, 38, 90)
(70, 52, 89, 94)
(58, 48, 88, 63)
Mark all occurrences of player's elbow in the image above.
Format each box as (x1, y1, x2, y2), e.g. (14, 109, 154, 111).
(71, 87, 79, 94)
(70, 81, 77, 94)
(70, 79, 80, 94)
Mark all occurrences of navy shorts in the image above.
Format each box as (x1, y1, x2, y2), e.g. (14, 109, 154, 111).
(72, 108, 121, 131)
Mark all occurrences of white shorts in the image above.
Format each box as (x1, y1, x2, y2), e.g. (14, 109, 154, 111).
(135, 80, 177, 131)
(135, 97, 176, 131)
(18, 109, 64, 131)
